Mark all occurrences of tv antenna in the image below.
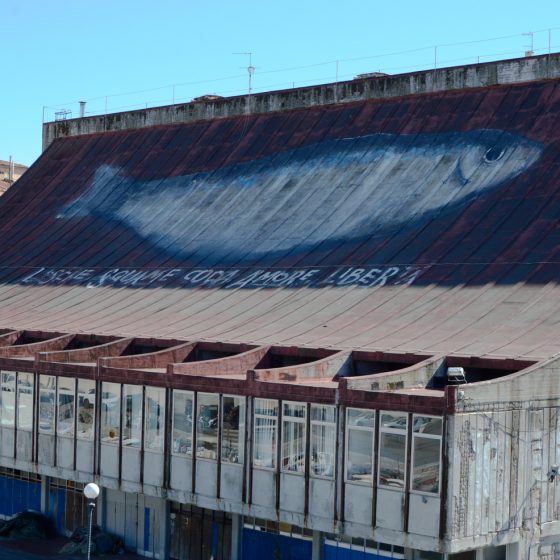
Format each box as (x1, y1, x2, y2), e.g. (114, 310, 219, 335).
(234, 52, 257, 114)
(523, 31, 534, 56)
(234, 52, 256, 94)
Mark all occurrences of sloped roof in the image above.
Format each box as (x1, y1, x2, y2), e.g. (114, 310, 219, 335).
(0, 78, 559, 359)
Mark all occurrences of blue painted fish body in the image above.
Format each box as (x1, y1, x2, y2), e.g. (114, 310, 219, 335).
(59, 130, 543, 262)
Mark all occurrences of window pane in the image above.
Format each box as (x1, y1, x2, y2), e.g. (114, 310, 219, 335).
(282, 416, 306, 473)
(17, 373, 33, 431)
(172, 390, 193, 456)
(311, 405, 336, 423)
(414, 415, 442, 435)
(197, 393, 219, 460)
(283, 402, 305, 418)
(123, 385, 142, 447)
(1, 372, 16, 427)
(254, 399, 277, 417)
(378, 432, 406, 488)
(346, 428, 373, 483)
(222, 395, 245, 464)
(57, 377, 75, 437)
(39, 375, 56, 433)
(412, 437, 441, 493)
(311, 423, 335, 477)
(380, 413, 407, 430)
(77, 379, 95, 440)
(101, 382, 121, 443)
(145, 387, 165, 451)
(348, 408, 375, 428)
(311, 405, 336, 478)
(254, 414, 277, 469)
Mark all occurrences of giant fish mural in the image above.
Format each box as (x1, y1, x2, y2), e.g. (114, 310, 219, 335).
(58, 129, 543, 264)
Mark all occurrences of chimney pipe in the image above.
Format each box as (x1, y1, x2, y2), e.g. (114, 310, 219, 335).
(8, 156, 13, 182)
(79, 101, 86, 118)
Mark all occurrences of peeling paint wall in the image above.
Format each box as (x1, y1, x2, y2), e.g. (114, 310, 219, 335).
(447, 405, 560, 553)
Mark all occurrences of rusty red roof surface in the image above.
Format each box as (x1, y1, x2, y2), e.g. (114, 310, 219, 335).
(0, 79, 559, 359)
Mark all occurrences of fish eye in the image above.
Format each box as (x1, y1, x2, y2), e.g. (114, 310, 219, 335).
(484, 146, 505, 163)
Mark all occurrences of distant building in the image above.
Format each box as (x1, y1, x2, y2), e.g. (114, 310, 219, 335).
(0, 159, 27, 184)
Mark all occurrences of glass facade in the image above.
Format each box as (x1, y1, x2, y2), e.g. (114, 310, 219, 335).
(411, 415, 443, 494)
(0, 368, 445, 505)
(123, 384, 142, 447)
(57, 377, 75, 437)
(345, 408, 375, 484)
(101, 382, 121, 443)
(39, 375, 56, 434)
(0, 371, 15, 427)
(378, 412, 407, 489)
(281, 402, 306, 473)
(77, 379, 95, 440)
(222, 395, 245, 464)
(253, 399, 278, 469)
(196, 392, 219, 460)
(145, 387, 165, 451)
(310, 405, 336, 478)
(16, 372, 33, 431)
(172, 390, 193, 456)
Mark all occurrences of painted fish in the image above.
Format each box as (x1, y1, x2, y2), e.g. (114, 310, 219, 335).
(58, 129, 543, 263)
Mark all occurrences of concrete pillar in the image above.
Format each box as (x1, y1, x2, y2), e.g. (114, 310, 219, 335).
(403, 548, 414, 560)
(40, 475, 49, 514)
(231, 513, 243, 560)
(506, 542, 520, 560)
(96, 486, 106, 530)
(311, 530, 324, 560)
(159, 499, 170, 560)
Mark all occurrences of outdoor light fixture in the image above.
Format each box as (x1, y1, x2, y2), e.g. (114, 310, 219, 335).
(84, 482, 100, 560)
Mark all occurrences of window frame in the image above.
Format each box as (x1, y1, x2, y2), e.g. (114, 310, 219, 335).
(56, 376, 76, 438)
(344, 407, 375, 485)
(410, 414, 443, 496)
(100, 381, 121, 444)
(171, 389, 194, 457)
(144, 386, 166, 452)
(377, 411, 408, 490)
(16, 372, 34, 432)
(310, 404, 337, 479)
(196, 392, 219, 461)
(221, 394, 245, 466)
(281, 401, 307, 475)
(253, 398, 278, 471)
(38, 374, 56, 434)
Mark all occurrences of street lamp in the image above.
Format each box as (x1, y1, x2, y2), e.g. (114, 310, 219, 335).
(83, 482, 100, 560)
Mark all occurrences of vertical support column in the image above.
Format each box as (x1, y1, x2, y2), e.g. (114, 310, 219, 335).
(506, 542, 520, 560)
(40, 475, 50, 515)
(96, 487, 106, 530)
(158, 498, 170, 560)
(311, 530, 324, 560)
(231, 513, 243, 560)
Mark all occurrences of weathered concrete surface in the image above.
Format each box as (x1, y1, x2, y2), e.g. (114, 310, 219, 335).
(43, 52, 560, 150)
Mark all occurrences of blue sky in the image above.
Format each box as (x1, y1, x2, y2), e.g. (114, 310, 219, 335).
(2, 0, 560, 167)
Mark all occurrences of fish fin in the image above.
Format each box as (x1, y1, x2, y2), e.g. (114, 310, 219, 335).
(57, 165, 124, 219)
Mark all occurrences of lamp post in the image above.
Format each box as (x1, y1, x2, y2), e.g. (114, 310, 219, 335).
(83, 482, 100, 560)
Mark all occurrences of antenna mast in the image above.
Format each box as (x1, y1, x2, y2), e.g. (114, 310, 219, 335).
(234, 52, 256, 114)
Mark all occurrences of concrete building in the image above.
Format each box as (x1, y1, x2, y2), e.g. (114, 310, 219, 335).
(1, 53, 560, 559)
(0, 159, 27, 183)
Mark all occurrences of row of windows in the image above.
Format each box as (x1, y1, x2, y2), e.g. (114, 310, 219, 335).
(0, 372, 442, 494)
